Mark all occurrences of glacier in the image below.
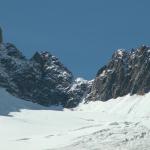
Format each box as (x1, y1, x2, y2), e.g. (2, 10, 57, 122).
(0, 88, 150, 150)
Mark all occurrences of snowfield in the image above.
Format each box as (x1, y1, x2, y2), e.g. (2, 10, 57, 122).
(0, 88, 150, 150)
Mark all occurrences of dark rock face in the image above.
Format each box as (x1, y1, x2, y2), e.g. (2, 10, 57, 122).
(0, 43, 91, 107)
(87, 46, 150, 101)
(0, 27, 2, 43)
(0, 43, 72, 106)
(1, 41, 150, 107)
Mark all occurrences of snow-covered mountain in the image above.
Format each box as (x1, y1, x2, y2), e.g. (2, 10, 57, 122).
(1, 28, 150, 150)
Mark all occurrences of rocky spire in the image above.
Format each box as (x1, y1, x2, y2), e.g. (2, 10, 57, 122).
(0, 27, 3, 43)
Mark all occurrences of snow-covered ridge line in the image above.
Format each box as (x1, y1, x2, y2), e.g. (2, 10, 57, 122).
(1, 86, 150, 118)
(76, 92, 150, 117)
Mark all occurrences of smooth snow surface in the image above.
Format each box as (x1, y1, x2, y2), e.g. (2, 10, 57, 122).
(0, 88, 150, 150)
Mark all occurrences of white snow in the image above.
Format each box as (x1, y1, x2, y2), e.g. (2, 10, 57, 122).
(69, 77, 90, 91)
(99, 69, 113, 77)
(100, 70, 106, 77)
(115, 49, 125, 59)
(75, 77, 88, 83)
(117, 49, 124, 56)
(0, 88, 150, 150)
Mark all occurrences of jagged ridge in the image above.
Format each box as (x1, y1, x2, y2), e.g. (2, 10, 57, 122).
(0, 37, 150, 107)
(0, 43, 91, 107)
(87, 45, 150, 101)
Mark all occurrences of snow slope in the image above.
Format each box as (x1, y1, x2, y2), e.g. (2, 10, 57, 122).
(0, 88, 150, 150)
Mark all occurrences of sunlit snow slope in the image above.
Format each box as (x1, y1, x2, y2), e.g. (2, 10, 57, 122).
(0, 88, 150, 150)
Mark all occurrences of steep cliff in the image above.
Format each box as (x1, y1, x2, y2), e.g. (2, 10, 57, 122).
(87, 46, 150, 101)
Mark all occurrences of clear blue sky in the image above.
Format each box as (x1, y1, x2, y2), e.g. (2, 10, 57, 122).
(0, 0, 150, 79)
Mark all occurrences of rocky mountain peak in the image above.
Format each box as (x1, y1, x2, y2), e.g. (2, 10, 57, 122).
(0, 42, 92, 107)
(86, 46, 150, 102)
(112, 49, 128, 60)
(31, 51, 52, 63)
(0, 26, 149, 107)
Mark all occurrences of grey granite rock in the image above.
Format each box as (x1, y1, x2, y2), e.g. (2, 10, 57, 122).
(86, 46, 150, 101)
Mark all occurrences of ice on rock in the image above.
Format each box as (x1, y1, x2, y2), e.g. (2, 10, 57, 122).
(100, 70, 106, 77)
(117, 49, 124, 56)
(113, 49, 126, 59)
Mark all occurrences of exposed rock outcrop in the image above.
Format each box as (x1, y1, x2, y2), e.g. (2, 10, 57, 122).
(0, 27, 150, 107)
(66, 78, 93, 107)
(0, 43, 91, 107)
(87, 46, 150, 101)
(0, 27, 3, 43)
